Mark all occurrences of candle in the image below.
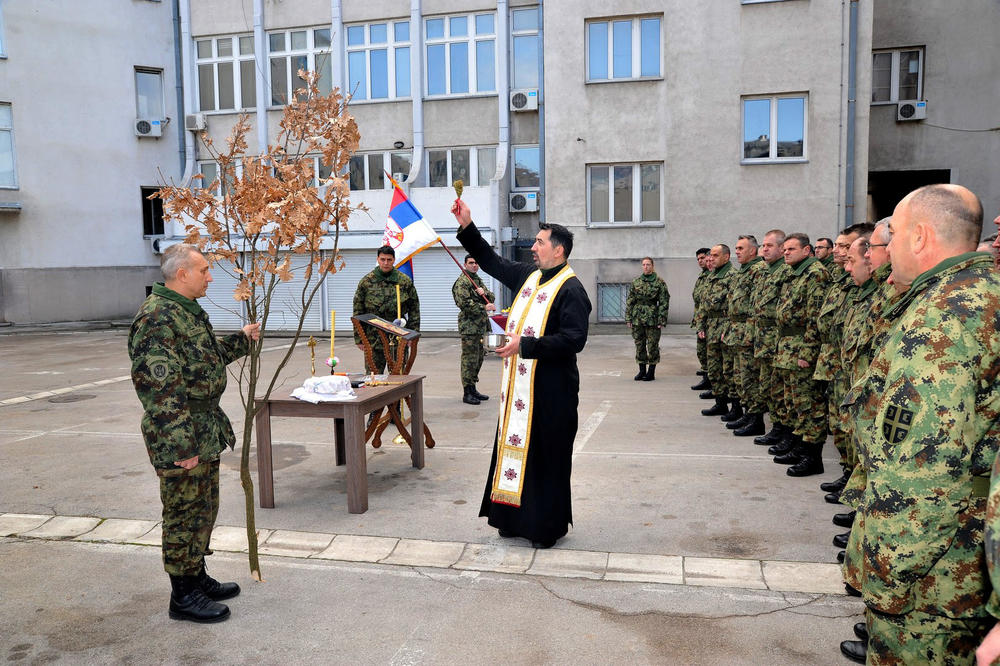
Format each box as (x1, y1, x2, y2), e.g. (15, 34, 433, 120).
(329, 309, 335, 359)
(395, 285, 401, 321)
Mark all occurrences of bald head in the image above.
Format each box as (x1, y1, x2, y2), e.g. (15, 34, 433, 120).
(904, 184, 983, 249)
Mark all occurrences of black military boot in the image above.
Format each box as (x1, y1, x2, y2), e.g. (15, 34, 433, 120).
(198, 562, 240, 601)
(767, 430, 796, 456)
(720, 399, 743, 422)
(691, 376, 711, 391)
(787, 441, 824, 476)
(754, 422, 784, 445)
(820, 467, 850, 492)
(462, 386, 480, 405)
(832, 531, 850, 548)
(726, 412, 753, 430)
(825, 490, 844, 505)
(854, 622, 868, 641)
(696, 369, 707, 377)
(734, 413, 766, 437)
(634, 364, 647, 381)
(832, 510, 857, 528)
(840, 640, 866, 664)
(701, 396, 729, 416)
(698, 390, 715, 400)
(471, 385, 489, 401)
(169, 574, 230, 623)
(642, 365, 656, 381)
(772, 435, 803, 463)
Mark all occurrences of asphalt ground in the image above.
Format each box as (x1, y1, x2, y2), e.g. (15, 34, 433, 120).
(0, 328, 860, 664)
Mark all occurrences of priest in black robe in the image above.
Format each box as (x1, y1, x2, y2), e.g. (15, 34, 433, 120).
(452, 200, 591, 549)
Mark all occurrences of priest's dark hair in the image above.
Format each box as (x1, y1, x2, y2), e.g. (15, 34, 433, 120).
(377, 245, 395, 257)
(539, 222, 574, 258)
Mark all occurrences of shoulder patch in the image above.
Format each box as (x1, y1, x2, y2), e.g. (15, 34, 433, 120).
(881, 404, 913, 444)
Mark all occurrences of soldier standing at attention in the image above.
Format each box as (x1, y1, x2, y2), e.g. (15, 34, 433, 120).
(700, 244, 735, 417)
(814, 237, 834, 268)
(842, 184, 998, 665)
(626, 257, 670, 381)
(452, 255, 496, 404)
(690, 248, 712, 390)
(128, 243, 260, 623)
(722, 235, 763, 428)
(748, 230, 789, 443)
(352, 245, 420, 374)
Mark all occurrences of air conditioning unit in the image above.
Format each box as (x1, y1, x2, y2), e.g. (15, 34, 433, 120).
(897, 101, 927, 122)
(509, 191, 539, 213)
(185, 113, 207, 131)
(135, 119, 163, 138)
(509, 89, 538, 112)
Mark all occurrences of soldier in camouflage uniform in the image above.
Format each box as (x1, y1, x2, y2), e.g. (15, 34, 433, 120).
(770, 233, 829, 476)
(749, 230, 789, 444)
(128, 244, 260, 623)
(352, 245, 421, 374)
(690, 248, 712, 391)
(844, 185, 998, 664)
(700, 244, 735, 417)
(814, 237, 834, 268)
(722, 236, 763, 428)
(452, 255, 496, 404)
(626, 257, 670, 381)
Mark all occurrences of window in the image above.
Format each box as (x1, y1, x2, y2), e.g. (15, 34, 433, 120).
(512, 146, 539, 190)
(141, 187, 165, 236)
(346, 21, 411, 101)
(425, 13, 496, 95)
(135, 68, 165, 120)
(425, 147, 496, 188)
(0, 3, 7, 58)
(268, 28, 332, 106)
(597, 283, 630, 322)
(742, 94, 807, 163)
(196, 35, 256, 112)
(587, 162, 661, 224)
(0, 103, 16, 188)
(586, 16, 661, 82)
(511, 8, 539, 89)
(347, 151, 413, 190)
(872, 48, 923, 104)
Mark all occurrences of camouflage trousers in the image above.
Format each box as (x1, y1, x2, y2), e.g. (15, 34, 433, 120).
(777, 366, 828, 443)
(460, 334, 485, 386)
(842, 505, 865, 591)
(829, 371, 852, 469)
(696, 334, 707, 371)
(762, 361, 787, 424)
(158, 458, 220, 576)
(631, 325, 661, 364)
(867, 608, 992, 665)
(732, 346, 764, 412)
(705, 336, 726, 396)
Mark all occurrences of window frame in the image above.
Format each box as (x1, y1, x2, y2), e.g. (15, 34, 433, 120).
(0, 3, 7, 59)
(195, 34, 256, 114)
(267, 27, 333, 108)
(141, 186, 166, 237)
(134, 67, 166, 121)
(424, 146, 496, 189)
(345, 150, 419, 191)
(596, 282, 631, 323)
(586, 161, 664, 227)
(740, 93, 808, 165)
(871, 47, 924, 105)
(585, 15, 663, 83)
(510, 7, 540, 90)
(424, 12, 497, 97)
(345, 20, 412, 103)
(511, 144, 540, 191)
(0, 102, 17, 189)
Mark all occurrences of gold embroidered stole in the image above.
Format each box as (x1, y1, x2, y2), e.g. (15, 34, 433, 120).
(490, 265, 576, 507)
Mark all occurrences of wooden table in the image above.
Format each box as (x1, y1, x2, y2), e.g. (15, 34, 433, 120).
(254, 374, 425, 514)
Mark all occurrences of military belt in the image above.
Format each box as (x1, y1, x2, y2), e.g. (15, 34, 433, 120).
(779, 325, 806, 336)
(973, 475, 990, 498)
(187, 397, 221, 413)
(730, 314, 748, 322)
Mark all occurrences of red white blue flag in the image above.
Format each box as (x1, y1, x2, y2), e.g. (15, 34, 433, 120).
(382, 174, 440, 278)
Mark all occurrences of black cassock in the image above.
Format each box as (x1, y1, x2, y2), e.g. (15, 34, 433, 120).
(457, 223, 591, 544)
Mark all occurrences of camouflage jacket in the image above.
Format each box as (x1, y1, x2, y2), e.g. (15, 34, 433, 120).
(452, 271, 495, 336)
(813, 267, 855, 381)
(690, 269, 711, 329)
(751, 259, 787, 359)
(844, 253, 1000, 617)
(701, 261, 734, 340)
(773, 257, 829, 369)
(352, 267, 420, 344)
(128, 283, 249, 471)
(724, 257, 764, 347)
(626, 272, 670, 327)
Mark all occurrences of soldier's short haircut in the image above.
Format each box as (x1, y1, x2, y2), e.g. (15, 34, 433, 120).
(784, 232, 811, 249)
(843, 223, 875, 237)
(763, 229, 786, 244)
(714, 243, 731, 256)
(161, 243, 203, 280)
(908, 184, 984, 247)
(737, 235, 759, 248)
(377, 245, 396, 257)
(816, 237, 833, 247)
(641, 256, 654, 265)
(539, 222, 574, 258)
(696, 247, 711, 256)
(464, 254, 475, 263)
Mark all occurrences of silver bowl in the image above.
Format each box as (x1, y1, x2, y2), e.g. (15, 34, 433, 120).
(484, 333, 508, 351)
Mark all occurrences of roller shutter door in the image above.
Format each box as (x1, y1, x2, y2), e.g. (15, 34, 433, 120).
(201, 261, 246, 330)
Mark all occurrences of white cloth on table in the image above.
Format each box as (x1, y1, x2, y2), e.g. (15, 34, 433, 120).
(291, 376, 357, 403)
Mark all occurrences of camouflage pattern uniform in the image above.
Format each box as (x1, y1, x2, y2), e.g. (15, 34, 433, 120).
(773, 256, 829, 445)
(844, 253, 1000, 664)
(128, 282, 250, 576)
(812, 266, 856, 470)
(691, 268, 711, 371)
(452, 271, 495, 387)
(352, 267, 420, 373)
(725, 257, 764, 409)
(751, 259, 788, 423)
(626, 272, 670, 364)
(702, 261, 735, 397)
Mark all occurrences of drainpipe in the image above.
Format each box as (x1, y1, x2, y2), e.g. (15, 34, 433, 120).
(494, 0, 510, 247)
(409, 0, 424, 184)
(536, 0, 544, 222)
(172, 0, 185, 177)
(331, 1, 344, 97)
(254, 0, 268, 155)
(175, 0, 196, 241)
(844, 0, 859, 226)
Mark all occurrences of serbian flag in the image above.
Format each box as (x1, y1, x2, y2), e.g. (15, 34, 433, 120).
(382, 173, 440, 278)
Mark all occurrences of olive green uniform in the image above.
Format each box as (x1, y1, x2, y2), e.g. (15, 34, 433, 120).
(701, 261, 735, 398)
(452, 271, 495, 387)
(724, 257, 765, 410)
(751, 259, 788, 423)
(626, 272, 670, 364)
(128, 283, 250, 576)
(812, 266, 856, 470)
(352, 267, 420, 373)
(691, 269, 711, 371)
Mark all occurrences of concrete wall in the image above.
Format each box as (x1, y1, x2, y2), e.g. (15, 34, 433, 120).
(869, 0, 1000, 219)
(0, 0, 180, 323)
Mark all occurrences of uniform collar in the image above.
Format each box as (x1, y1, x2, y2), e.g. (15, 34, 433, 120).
(885, 253, 991, 319)
(788, 256, 817, 276)
(740, 257, 763, 271)
(712, 261, 732, 277)
(153, 282, 204, 316)
(767, 257, 785, 273)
